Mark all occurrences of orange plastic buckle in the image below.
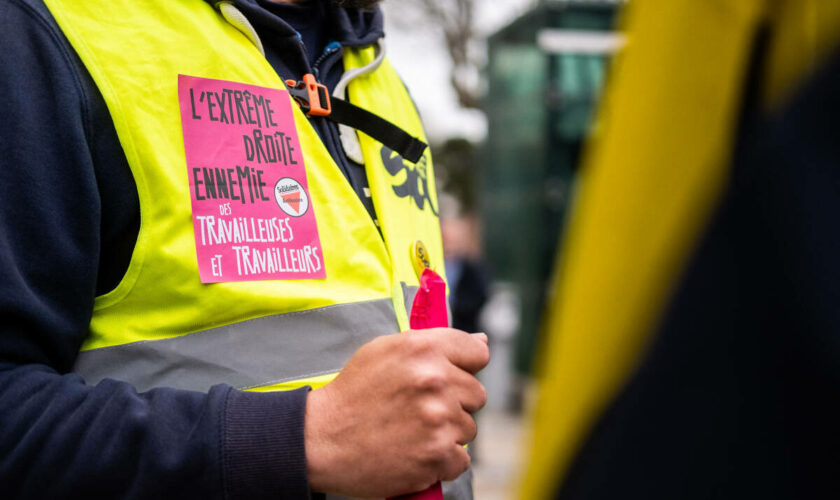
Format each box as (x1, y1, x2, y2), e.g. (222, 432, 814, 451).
(285, 74, 331, 117)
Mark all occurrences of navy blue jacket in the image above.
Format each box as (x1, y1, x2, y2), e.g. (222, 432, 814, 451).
(0, 1, 383, 498)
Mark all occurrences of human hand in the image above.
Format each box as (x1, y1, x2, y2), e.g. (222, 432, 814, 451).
(304, 328, 489, 498)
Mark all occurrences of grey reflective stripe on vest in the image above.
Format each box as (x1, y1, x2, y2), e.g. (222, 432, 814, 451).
(74, 298, 398, 392)
(402, 282, 419, 317)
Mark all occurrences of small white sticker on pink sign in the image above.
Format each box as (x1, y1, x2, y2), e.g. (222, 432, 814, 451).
(178, 75, 325, 283)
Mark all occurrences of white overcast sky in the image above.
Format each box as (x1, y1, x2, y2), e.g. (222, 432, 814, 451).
(381, 0, 536, 143)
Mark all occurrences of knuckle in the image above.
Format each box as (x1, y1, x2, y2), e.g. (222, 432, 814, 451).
(419, 401, 450, 427)
(459, 453, 472, 475)
(431, 435, 456, 466)
(412, 367, 446, 393)
(441, 449, 471, 481)
(407, 333, 437, 355)
(461, 378, 487, 413)
(465, 416, 478, 443)
(416, 433, 450, 471)
(454, 412, 477, 444)
(476, 382, 488, 409)
(477, 342, 491, 366)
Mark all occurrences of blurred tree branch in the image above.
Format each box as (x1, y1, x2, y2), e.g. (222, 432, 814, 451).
(388, 0, 483, 109)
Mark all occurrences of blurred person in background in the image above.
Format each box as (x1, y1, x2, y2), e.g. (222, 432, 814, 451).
(441, 196, 490, 337)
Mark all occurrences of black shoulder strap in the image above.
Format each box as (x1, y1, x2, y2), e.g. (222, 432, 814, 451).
(327, 98, 427, 163)
(286, 75, 428, 163)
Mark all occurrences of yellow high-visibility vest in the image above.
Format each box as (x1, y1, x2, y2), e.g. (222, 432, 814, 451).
(44, 0, 444, 393)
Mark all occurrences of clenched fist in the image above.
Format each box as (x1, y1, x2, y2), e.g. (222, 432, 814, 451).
(304, 328, 490, 498)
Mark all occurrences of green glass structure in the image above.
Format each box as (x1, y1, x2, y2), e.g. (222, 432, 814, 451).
(481, 0, 621, 375)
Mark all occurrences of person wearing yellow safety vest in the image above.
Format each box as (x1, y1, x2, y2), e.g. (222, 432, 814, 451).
(0, 0, 489, 499)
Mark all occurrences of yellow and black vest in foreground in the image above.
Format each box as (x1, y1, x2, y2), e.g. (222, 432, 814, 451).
(44, 0, 444, 394)
(523, 0, 840, 498)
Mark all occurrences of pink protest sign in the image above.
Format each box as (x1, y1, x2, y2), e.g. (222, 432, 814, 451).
(178, 75, 325, 283)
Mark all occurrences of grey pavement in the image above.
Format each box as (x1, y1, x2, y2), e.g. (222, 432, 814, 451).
(471, 410, 529, 500)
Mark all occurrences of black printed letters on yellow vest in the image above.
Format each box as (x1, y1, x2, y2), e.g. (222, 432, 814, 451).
(381, 147, 439, 216)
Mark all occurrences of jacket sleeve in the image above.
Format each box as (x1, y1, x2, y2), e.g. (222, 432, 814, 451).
(0, 2, 310, 498)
